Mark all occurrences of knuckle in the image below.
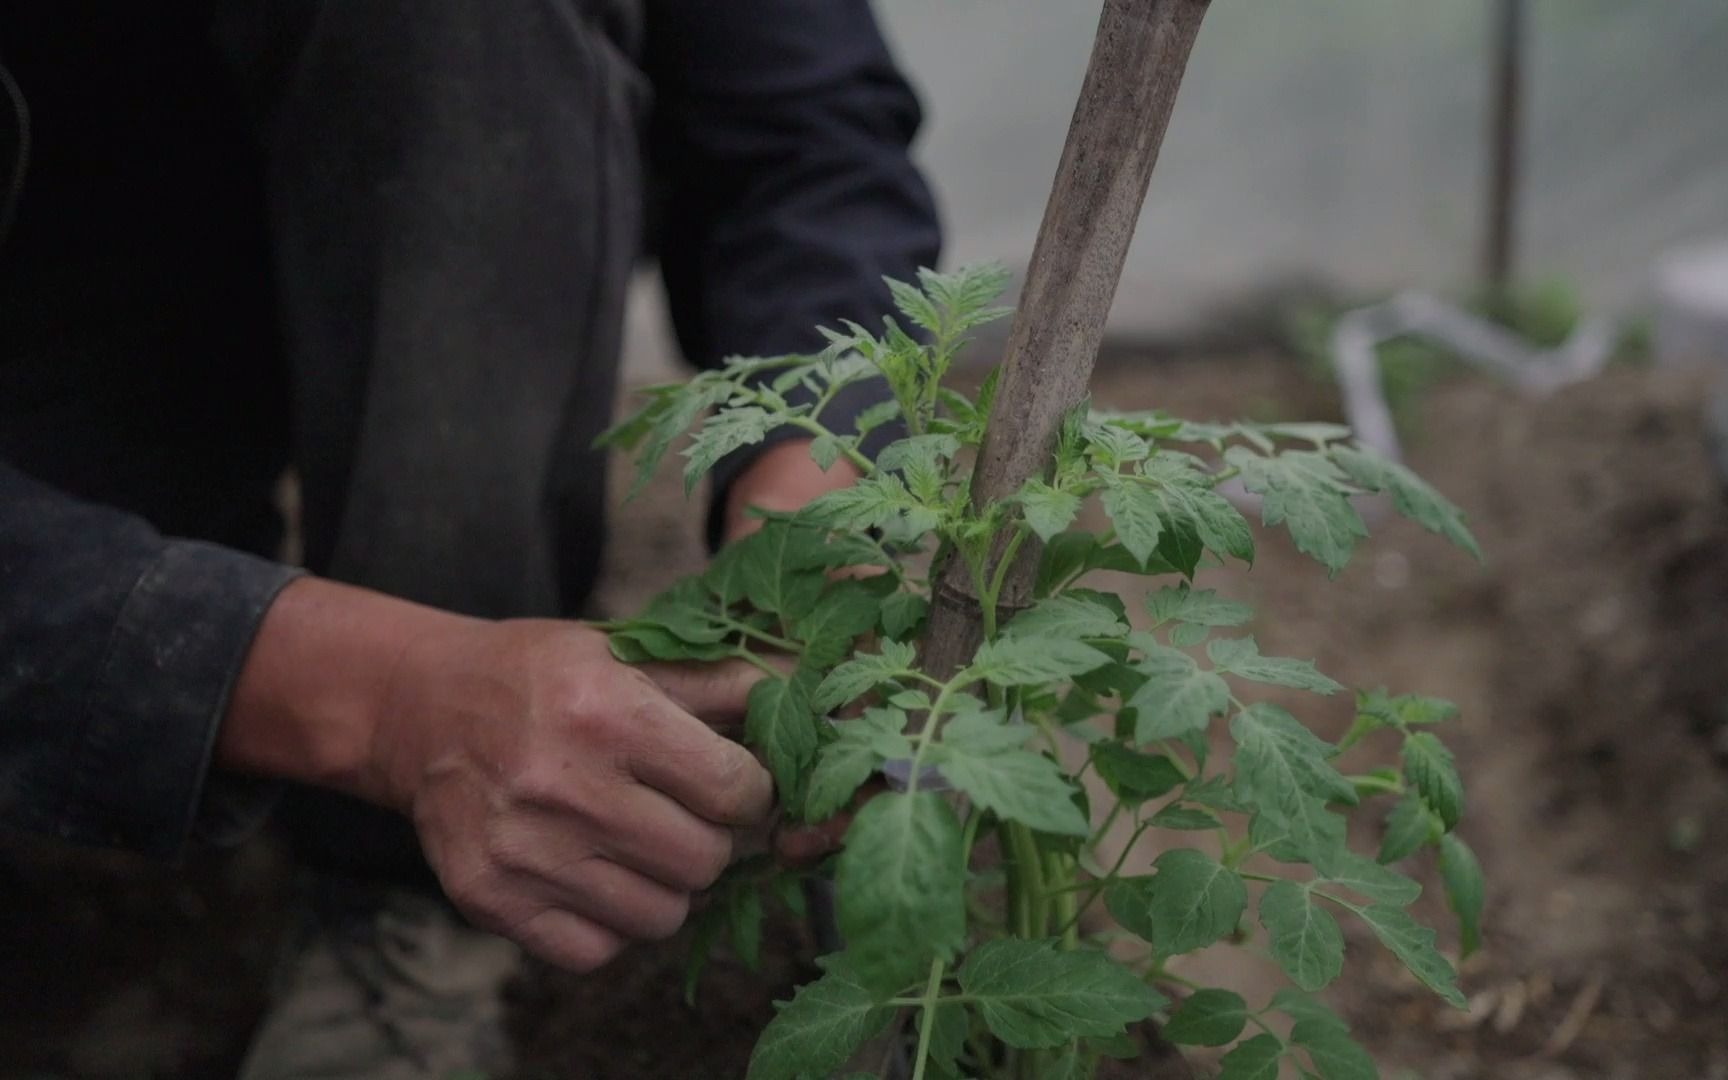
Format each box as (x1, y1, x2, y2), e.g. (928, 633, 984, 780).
(682, 830, 734, 890)
(643, 893, 692, 942)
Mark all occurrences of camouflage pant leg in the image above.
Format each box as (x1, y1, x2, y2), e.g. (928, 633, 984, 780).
(237, 886, 521, 1080)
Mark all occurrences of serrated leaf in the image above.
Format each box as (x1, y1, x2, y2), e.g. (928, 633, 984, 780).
(1128, 645, 1230, 742)
(962, 636, 1112, 687)
(1106, 849, 1246, 957)
(738, 522, 829, 620)
(1249, 794, 1348, 868)
(1148, 804, 1223, 830)
(1217, 1033, 1285, 1080)
(683, 406, 773, 495)
(886, 275, 942, 334)
(746, 670, 821, 801)
(935, 711, 1090, 835)
(1227, 446, 1367, 574)
(1006, 593, 1128, 641)
(1291, 1019, 1378, 1080)
(1100, 479, 1164, 568)
(1330, 443, 1481, 560)
(607, 624, 736, 663)
(1207, 636, 1344, 694)
(746, 958, 893, 1080)
(1146, 584, 1254, 629)
(834, 793, 966, 993)
(1352, 903, 1466, 1007)
(792, 582, 882, 668)
(805, 709, 911, 822)
(815, 640, 917, 712)
(1438, 833, 1485, 957)
(855, 399, 901, 435)
(1259, 881, 1346, 991)
(1355, 688, 1459, 731)
(958, 939, 1165, 1050)
(810, 434, 845, 471)
(1402, 731, 1464, 830)
(1088, 423, 1151, 467)
(1231, 703, 1358, 808)
(1163, 988, 1249, 1046)
(1091, 744, 1186, 803)
(1378, 792, 1439, 863)
(1017, 479, 1082, 541)
(879, 592, 928, 640)
(1321, 851, 1423, 905)
(1271, 988, 1350, 1032)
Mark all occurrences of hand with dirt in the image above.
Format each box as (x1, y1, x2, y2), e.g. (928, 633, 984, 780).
(219, 578, 773, 972)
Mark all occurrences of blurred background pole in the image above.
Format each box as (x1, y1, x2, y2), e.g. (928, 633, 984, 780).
(1483, 0, 1524, 300)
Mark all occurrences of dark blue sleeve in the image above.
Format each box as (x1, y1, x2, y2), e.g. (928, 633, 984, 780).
(642, 0, 942, 541)
(0, 462, 301, 857)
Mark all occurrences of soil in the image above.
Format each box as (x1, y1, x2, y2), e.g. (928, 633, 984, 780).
(3, 355, 1725, 1080)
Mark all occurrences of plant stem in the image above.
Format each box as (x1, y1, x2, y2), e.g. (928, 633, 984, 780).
(718, 618, 801, 653)
(785, 415, 878, 474)
(910, 957, 947, 1080)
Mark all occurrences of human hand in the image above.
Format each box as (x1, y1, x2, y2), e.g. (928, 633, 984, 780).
(221, 579, 773, 973)
(722, 437, 863, 544)
(371, 619, 774, 971)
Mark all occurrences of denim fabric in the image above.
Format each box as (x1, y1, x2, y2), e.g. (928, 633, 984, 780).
(0, 0, 939, 870)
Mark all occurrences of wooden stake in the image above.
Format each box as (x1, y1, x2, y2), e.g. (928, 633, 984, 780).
(921, 0, 1213, 683)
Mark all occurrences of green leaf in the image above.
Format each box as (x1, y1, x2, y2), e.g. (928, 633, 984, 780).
(1163, 988, 1249, 1046)
(886, 275, 942, 334)
(1147, 804, 1223, 831)
(684, 901, 725, 1006)
(792, 582, 882, 668)
(1248, 793, 1348, 868)
(746, 957, 894, 1080)
(1106, 849, 1246, 957)
(684, 406, 773, 495)
(815, 640, 917, 712)
(809, 434, 845, 471)
(1271, 988, 1350, 1032)
(1017, 479, 1082, 541)
(1227, 447, 1367, 574)
(1438, 833, 1485, 957)
(804, 709, 911, 822)
(746, 670, 822, 801)
(1352, 903, 1466, 1007)
(1145, 583, 1253, 629)
(1100, 479, 1164, 567)
(935, 712, 1090, 836)
(728, 884, 764, 970)
(957, 939, 1165, 1050)
(1321, 851, 1423, 906)
(835, 793, 966, 993)
(1207, 636, 1344, 694)
(1259, 881, 1346, 991)
(1377, 792, 1439, 863)
(1291, 1020, 1379, 1080)
(919, 1002, 968, 1079)
(1088, 422, 1151, 466)
(879, 592, 928, 640)
(1127, 645, 1230, 742)
(738, 523, 830, 620)
(962, 636, 1112, 687)
(1329, 444, 1481, 560)
(607, 624, 736, 663)
(1091, 744, 1186, 804)
(1006, 593, 1128, 641)
(1217, 1033, 1285, 1080)
(1230, 704, 1358, 808)
(1402, 731, 1464, 830)
(1354, 688, 1459, 731)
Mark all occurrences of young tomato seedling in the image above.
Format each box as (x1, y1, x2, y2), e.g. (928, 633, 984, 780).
(600, 265, 1484, 1080)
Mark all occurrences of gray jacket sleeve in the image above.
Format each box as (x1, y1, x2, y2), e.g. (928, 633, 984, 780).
(0, 461, 302, 858)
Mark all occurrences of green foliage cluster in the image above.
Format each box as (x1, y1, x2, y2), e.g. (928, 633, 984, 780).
(600, 265, 1484, 1080)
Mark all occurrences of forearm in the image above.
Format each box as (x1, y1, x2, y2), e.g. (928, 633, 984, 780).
(218, 576, 479, 812)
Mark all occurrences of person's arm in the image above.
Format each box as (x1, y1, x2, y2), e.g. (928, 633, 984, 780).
(642, 0, 942, 542)
(0, 461, 300, 855)
(1, 462, 775, 972)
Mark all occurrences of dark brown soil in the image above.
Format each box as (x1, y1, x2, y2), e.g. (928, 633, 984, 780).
(4, 356, 1726, 1080)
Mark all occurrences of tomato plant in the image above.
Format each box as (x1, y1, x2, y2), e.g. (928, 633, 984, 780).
(600, 265, 1483, 1080)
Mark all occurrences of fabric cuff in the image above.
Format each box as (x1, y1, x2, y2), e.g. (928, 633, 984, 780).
(60, 540, 303, 858)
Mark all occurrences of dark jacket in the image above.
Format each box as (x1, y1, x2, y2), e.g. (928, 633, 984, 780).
(0, 0, 941, 864)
